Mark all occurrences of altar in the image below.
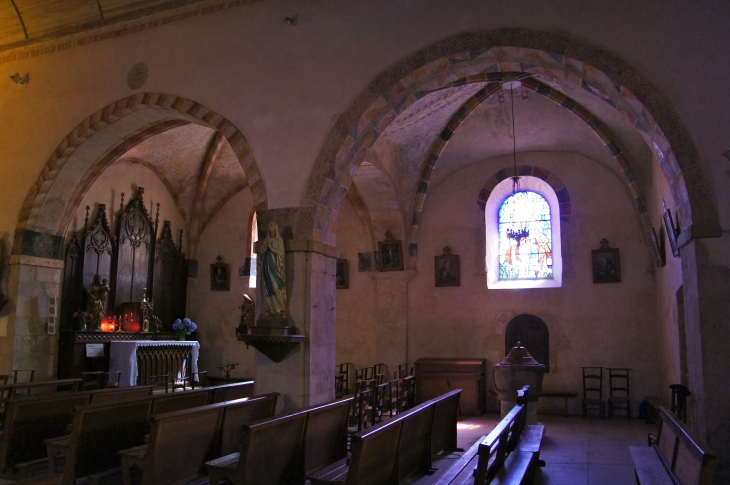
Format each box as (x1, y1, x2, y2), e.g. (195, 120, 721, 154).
(109, 340, 200, 387)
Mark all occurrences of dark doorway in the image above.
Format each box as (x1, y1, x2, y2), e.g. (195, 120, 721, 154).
(505, 314, 550, 372)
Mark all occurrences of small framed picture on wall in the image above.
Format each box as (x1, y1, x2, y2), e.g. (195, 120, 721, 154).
(210, 255, 230, 291)
(592, 239, 621, 284)
(663, 200, 680, 258)
(336, 259, 349, 289)
(435, 246, 460, 287)
(378, 232, 403, 272)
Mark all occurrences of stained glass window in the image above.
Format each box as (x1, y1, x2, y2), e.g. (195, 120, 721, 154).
(498, 191, 553, 280)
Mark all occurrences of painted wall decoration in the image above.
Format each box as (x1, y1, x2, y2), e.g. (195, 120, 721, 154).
(592, 239, 621, 284)
(435, 246, 460, 287)
(498, 191, 553, 280)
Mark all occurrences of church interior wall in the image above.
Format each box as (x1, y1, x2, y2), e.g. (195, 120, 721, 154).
(335, 197, 378, 371)
(336, 150, 665, 415)
(188, 189, 256, 381)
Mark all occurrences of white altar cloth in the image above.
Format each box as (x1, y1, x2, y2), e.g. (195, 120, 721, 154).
(109, 340, 200, 387)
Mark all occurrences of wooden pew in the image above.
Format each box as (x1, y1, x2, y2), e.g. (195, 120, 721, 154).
(209, 380, 255, 403)
(87, 385, 155, 404)
(434, 386, 544, 485)
(0, 378, 81, 401)
(59, 399, 153, 485)
(206, 397, 352, 485)
(118, 393, 278, 485)
(218, 393, 280, 457)
(309, 390, 462, 484)
(118, 404, 224, 485)
(43, 387, 209, 474)
(630, 407, 715, 485)
(0, 392, 89, 473)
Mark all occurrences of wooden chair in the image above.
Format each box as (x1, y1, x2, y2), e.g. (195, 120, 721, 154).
(389, 378, 400, 417)
(582, 366, 605, 417)
(148, 374, 170, 393)
(607, 367, 631, 419)
(334, 373, 344, 399)
(118, 404, 225, 485)
(337, 363, 352, 395)
(347, 388, 371, 451)
(370, 382, 388, 425)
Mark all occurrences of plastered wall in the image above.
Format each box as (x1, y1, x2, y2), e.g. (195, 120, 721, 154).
(188, 190, 257, 380)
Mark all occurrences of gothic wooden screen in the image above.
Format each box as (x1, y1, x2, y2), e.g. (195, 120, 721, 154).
(61, 232, 83, 331)
(113, 188, 157, 307)
(153, 221, 187, 330)
(83, 204, 114, 297)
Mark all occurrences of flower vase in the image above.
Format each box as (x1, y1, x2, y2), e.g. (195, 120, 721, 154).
(176, 332, 186, 341)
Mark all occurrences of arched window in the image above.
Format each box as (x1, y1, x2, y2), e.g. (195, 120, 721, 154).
(248, 211, 258, 288)
(485, 175, 562, 289)
(498, 191, 552, 280)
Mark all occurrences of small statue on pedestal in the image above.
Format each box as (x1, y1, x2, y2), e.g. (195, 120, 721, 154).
(239, 294, 255, 326)
(87, 275, 110, 331)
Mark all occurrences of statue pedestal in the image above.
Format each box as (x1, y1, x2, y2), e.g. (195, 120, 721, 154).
(236, 314, 305, 363)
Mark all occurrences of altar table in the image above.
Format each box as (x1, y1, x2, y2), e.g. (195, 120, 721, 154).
(109, 340, 200, 387)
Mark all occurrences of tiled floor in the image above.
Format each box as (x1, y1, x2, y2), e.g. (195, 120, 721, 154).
(457, 413, 655, 485)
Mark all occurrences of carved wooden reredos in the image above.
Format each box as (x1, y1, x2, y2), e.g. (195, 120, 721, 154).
(61, 187, 187, 332)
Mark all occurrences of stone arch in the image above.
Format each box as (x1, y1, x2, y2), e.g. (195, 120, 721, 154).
(305, 29, 718, 247)
(477, 165, 570, 221)
(15, 93, 267, 255)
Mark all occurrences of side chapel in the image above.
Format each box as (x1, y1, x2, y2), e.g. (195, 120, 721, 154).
(0, 0, 729, 482)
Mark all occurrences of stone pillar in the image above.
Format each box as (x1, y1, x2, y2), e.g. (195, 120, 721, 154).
(680, 237, 730, 481)
(253, 240, 338, 413)
(371, 270, 416, 375)
(1, 256, 62, 378)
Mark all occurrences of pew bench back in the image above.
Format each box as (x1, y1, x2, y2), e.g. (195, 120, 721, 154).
(237, 411, 309, 485)
(142, 404, 224, 485)
(62, 399, 153, 484)
(0, 392, 90, 471)
(219, 393, 280, 456)
(209, 381, 255, 403)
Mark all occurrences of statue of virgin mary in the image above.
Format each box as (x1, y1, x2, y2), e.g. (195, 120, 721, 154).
(258, 221, 287, 315)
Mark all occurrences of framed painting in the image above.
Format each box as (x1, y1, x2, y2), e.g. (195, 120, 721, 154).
(210, 255, 230, 291)
(592, 239, 621, 284)
(336, 258, 349, 289)
(663, 200, 680, 258)
(650, 226, 665, 267)
(435, 246, 460, 287)
(378, 232, 403, 272)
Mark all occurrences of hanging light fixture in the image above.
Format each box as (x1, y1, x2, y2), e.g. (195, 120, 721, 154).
(505, 80, 521, 193)
(504, 80, 530, 245)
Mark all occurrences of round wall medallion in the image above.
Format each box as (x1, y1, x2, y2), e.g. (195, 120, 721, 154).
(127, 62, 149, 90)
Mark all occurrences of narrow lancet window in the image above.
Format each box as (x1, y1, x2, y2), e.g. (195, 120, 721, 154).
(498, 191, 552, 280)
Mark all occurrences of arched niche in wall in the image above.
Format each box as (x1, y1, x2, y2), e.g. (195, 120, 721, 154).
(505, 314, 550, 372)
